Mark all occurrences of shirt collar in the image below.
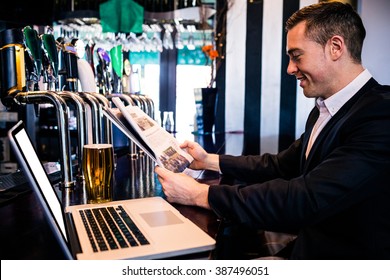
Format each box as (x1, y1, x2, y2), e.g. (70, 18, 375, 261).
(319, 69, 372, 116)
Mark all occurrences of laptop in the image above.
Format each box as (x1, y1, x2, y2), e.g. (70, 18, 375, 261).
(8, 120, 215, 260)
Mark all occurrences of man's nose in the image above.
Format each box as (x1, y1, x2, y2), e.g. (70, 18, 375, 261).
(287, 60, 297, 75)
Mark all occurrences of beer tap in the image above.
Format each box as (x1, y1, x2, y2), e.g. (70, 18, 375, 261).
(62, 43, 79, 92)
(106, 93, 137, 158)
(22, 26, 42, 91)
(24, 45, 37, 92)
(59, 37, 102, 145)
(84, 91, 113, 145)
(110, 44, 123, 94)
(130, 94, 145, 111)
(96, 47, 112, 94)
(0, 28, 75, 188)
(41, 31, 60, 91)
(84, 36, 96, 78)
(41, 30, 90, 182)
(23, 26, 43, 119)
(77, 92, 101, 144)
(105, 44, 137, 120)
(74, 42, 113, 145)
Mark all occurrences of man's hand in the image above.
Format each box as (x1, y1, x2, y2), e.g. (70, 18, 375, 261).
(155, 166, 211, 209)
(180, 140, 220, 172)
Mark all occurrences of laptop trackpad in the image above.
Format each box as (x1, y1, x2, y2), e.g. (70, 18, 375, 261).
(140, 211, 184, 227)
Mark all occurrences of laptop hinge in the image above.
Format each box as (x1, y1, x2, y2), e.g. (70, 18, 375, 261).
(65, 212, 83, 258)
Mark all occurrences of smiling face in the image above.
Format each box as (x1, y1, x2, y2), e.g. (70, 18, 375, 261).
(286, 21, 338, 99)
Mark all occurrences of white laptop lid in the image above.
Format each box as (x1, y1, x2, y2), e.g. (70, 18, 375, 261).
(8, 121, 74, 259)
(8, 121, 215, 260)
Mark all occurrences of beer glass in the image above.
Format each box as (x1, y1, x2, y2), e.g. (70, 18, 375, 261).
(82, 144, 114, 204)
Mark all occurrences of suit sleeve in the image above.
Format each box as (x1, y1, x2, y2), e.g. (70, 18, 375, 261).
(209, 89, 390, 233)
(218, 137, 303, 184)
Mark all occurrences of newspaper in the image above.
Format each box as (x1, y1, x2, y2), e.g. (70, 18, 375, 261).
(102, 97, 193, 173)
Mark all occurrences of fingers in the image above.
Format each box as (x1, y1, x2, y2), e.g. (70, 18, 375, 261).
(155, 166, 166, 184)
(180, 140, 198, 150)
(155, 166, 176, 186)
(155, 165, 170, 177)
(155, 167, 174, 201)
(179, 140, 189, 149)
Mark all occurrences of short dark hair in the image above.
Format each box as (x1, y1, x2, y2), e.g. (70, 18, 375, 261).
(285, 1, 366, 63)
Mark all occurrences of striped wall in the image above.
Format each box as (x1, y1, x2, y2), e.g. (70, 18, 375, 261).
(225, 0, 317, 155)
(360, 0, 390, 85)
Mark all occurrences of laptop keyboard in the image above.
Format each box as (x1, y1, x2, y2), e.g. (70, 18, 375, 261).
(0, 170, 62, 192)
(0, 171, 28, 192)
(0, 170, 63, 206)
(79, 205, 150, 253)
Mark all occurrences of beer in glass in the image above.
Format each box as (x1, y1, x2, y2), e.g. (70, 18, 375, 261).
(82, 144, 114, 203)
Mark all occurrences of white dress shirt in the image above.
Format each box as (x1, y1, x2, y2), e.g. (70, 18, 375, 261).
(305, 69, 372, 158)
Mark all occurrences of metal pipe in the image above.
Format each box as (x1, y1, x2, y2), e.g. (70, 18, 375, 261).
(77, 92, 101, 144)
(140, 96, 156, 176)
(85, 92, 113, 145)
(138, 95, 154, 118)
(106, 93, 135, 106)
(130, 94, 144, 111)
(15, 91, 75, 188)
(136, 95, 155, 175)
(144, 96, 155, 119)
(58, 91, 87, 180)
(106, 93, 137, 158)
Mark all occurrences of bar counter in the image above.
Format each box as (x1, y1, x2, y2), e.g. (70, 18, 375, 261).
(0, 132, 295, 260)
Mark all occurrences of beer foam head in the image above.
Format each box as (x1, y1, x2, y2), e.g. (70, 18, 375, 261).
(83, 144, 112, 149)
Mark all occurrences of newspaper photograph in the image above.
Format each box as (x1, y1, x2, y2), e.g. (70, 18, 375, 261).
(104, 97, 193, 173)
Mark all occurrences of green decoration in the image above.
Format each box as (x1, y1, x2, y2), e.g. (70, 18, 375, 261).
(99, 0, 144, 34)
(110, 45, 123, 78)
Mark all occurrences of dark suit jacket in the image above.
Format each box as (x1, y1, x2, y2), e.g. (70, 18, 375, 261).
(208, 78, 390, 259)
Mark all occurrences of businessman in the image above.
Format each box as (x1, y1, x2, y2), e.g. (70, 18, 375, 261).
(155, 2, 390, 259)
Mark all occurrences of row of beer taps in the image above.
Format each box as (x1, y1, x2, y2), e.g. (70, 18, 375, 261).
(0, 26, 155, 190)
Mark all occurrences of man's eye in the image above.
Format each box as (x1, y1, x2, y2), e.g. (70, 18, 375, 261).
(291, 54, 301, 61)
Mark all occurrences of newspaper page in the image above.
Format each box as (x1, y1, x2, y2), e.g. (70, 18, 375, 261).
(107, 97, 193, 173)
(102, 106, 157, 161)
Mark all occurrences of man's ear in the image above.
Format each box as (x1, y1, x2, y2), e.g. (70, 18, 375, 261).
(329, 35, 344, 60)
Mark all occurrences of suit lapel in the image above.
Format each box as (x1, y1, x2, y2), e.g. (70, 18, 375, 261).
(300, 106, 319, 170)
(302, 78, 379, 172)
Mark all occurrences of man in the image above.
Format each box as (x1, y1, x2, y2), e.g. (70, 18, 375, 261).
(155, 2, 390, 259)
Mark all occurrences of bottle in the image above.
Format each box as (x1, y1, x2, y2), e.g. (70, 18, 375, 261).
(163, 111, 174, 133)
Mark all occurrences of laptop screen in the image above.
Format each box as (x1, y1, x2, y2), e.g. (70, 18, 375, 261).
(10, 121, 68, 242)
